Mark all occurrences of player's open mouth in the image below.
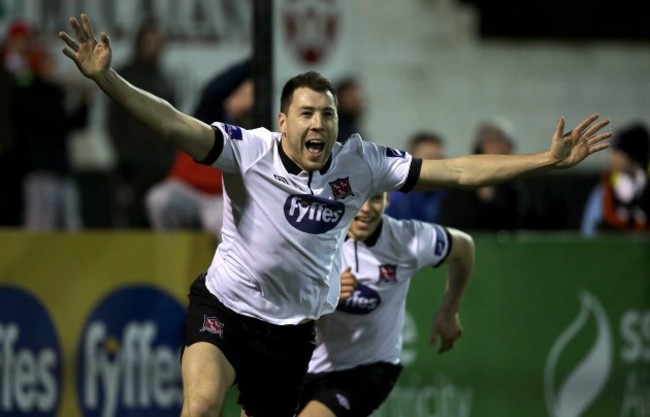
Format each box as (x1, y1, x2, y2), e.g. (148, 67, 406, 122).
(306, 140, 325, 156)
(354, 216, 374, 224)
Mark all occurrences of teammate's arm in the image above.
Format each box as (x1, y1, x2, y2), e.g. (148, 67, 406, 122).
(59, 13, 215, 161)
(412, 114, 611, 191)
(430, 227, 474, 354)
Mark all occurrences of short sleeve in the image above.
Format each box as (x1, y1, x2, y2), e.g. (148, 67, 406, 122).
(359, 140, 421, 194)
(398, 220, 452, 269)
(207, 122, 277, 173)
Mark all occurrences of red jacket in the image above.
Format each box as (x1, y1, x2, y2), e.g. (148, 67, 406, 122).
(167, 151, 223, 195)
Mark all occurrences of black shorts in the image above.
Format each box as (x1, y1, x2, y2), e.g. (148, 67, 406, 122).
(183, 274, 317, 417)
(299, 362, 403, 417)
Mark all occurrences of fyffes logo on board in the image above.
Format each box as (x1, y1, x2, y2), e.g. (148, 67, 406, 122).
(544, 290, 613, 417)
(76, 286, 185, 417)
(0, 285, 62, 417)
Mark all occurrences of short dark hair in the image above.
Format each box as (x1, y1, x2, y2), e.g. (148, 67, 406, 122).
(612, 122, 650, 169)
(335, 76, 359, 96)
(134, 18, 162, 57)
(280, 71, 336, 113)
(472, 122, 514, 155)
(408, 131, 444, 152)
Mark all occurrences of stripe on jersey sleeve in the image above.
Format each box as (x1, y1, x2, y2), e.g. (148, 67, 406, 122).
(195, 126, 224, 165)
(399, 158, 422, 193)
(432, 225, 452, 267)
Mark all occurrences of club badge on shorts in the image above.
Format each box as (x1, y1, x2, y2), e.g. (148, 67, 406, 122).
(200, 315, 224, 337)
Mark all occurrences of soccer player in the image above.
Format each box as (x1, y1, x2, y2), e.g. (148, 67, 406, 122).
(298, 192, 473, 417)
(59, 14, 611, 417)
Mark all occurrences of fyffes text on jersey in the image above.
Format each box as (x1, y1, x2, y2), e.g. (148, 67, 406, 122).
(284, 194, 345, 233)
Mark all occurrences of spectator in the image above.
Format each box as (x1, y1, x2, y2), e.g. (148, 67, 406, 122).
(385, 131, 447, 223)
(439, 120, 524, 231)
(146, 59, 253, 241)
(14, 46, 90, 230)
(1, 20, 33, 85)
(0, 23, 23, 226)
(335, 77, 365, 142)
(581, 122, 650, 236)
(146, 151, 224, 237)
(107, 18, 177, 228)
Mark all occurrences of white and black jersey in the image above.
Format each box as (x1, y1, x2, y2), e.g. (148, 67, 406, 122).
(308, 216, 451, 373)
(199, 124, 421, 325)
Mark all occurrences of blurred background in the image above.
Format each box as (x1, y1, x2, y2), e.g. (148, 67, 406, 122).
(0, 1, 648, 417)
(1, 0, 649, 230)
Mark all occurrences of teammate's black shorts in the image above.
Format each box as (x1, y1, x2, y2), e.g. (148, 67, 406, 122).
(299, 362, 403, 417)
(183, 273, 316, 417)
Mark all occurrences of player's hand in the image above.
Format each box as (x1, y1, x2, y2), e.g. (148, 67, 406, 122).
(430, 311, 462, 354)
(551, 113, 611, 169)
(339, 267, 357, 302)
(59, 14, 112, 80)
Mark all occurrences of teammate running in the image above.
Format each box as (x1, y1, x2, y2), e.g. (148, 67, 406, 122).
(298, 192, 473, 417)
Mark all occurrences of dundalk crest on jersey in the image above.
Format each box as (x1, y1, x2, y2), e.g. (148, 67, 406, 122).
(378, 264, 398, 284)
(329, 177, 354, 200)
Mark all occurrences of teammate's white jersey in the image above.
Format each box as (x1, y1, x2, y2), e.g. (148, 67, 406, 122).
(202, 123, 421, 325)
(308, 215, 451, 373)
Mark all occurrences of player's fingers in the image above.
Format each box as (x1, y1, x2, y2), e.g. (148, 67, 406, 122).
(581, 118, 609, 139)
(439, 338, 454, 353)
(80, 13, 97, 41)
(585, 132, 611, 152)
(69, 16, 86, 42)
(591, 131, 612, 143)
(341, 272, 357, 289)
(341, 274, 354, 283)
(101, 32, 111, 48)
(587, 143, 610, 155)
(59, 32, 79, 52)
(574, 113, 601, 136)
(566, 113, 603, 142)
(61, 47, 76, 61)
(339, 290, 353, 301)
(555, 116, 566, 138)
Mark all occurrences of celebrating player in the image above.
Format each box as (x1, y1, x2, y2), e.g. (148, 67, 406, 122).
(298, 192, 473, 417)
(59, 13, 611, 417)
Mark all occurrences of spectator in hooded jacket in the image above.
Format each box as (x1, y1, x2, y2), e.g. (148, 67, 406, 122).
(581, 122, 650, 236)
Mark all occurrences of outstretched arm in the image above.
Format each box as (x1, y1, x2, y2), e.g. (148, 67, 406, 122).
(59, 14, 215, 160)
(414, 114, 611, 191)
(430, 227, 474, 354)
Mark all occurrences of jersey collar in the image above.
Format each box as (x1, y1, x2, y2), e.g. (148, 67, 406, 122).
(278, 139, 333, 175)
